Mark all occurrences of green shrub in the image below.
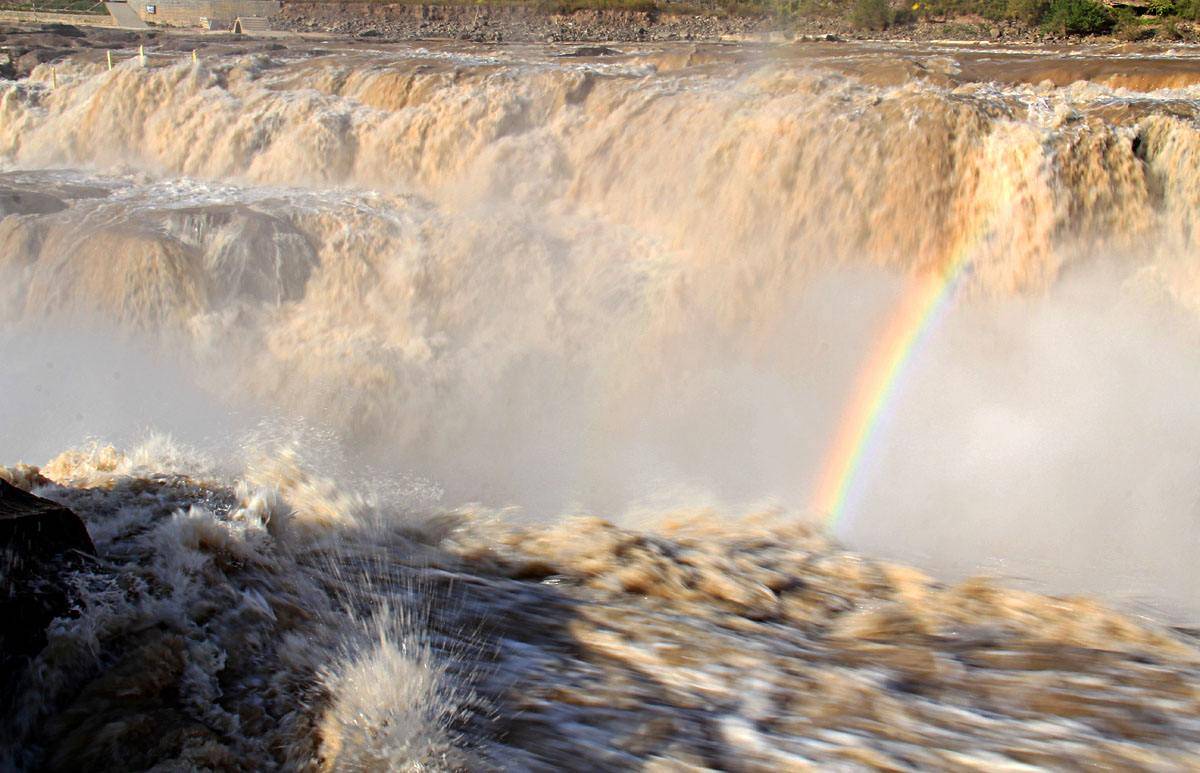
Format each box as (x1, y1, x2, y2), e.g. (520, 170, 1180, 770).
(1007, 0, 1050, 24)
(976, 0, 1011, 19)
(851, 0, 892, 28)
(1041, 0, 1114, 33)
(890, 5, 915, 24)
(918, 0, 1007, 18)
(1146, 0, 1175, 14)
(1175, 0, 1200, 19)
(1115, 13, 1155, 38)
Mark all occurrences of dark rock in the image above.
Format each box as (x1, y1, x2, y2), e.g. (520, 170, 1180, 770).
(0, 479, 94, 560)
(558, 45, 622, 56)
(0, 188, 68, 217)
(15, 48, 69, 79)
(41, 23, 85, 38)
(1, 479, 95, 716)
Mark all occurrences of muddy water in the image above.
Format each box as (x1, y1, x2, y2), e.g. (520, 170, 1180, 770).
(2, 37, 1199, 769)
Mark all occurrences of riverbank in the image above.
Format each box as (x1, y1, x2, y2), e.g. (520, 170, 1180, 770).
(274, 0, 1200, 42)
(275, 2, 776, 41)
(3, 8, 1199, 51)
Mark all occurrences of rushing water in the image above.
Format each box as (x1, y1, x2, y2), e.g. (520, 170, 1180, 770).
(2, 39, 1200, 769)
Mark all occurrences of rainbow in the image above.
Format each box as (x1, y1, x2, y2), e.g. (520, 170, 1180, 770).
(811, 245, 976, 531)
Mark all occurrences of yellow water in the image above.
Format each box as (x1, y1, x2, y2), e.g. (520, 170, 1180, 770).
(2, 39, 1199, 770)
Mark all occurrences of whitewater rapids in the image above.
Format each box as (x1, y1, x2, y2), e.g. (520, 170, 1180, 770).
(2, 37, 1200, 769)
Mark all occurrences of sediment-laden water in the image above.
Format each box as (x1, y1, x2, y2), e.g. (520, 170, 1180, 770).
(2, 38, 1199, 769)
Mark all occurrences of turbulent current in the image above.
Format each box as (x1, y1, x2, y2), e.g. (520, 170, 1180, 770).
(2, 37, 1200, 769)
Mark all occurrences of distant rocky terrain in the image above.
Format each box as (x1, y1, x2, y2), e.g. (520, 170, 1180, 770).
(275, 2, 778, 42)
(1, 5, 1196, 58)
(273, 0, 1200, 43)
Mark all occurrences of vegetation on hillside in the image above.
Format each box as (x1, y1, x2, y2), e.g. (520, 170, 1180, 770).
(6, 0, 1196, 36)
(738, 0, 1196, 35)
(753, 0, 1200, 34)
(1042, 0, 1114, 33)
(816, 0, 1199, 35)
(0, 0, 108, 15)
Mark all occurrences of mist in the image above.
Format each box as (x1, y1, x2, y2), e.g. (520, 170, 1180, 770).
(0, 321, 261, 471)
(3, 258, 1196, 619)
(833, 265, 1200, 621)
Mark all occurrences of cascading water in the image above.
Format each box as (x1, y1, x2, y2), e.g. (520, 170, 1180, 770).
(2, 39, 1199, 770)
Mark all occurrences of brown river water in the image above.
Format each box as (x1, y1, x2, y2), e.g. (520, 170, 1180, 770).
(2, 36, 1200, 769)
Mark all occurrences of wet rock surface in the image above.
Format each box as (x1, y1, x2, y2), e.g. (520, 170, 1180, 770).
(0, 477, 95, 559)
(0, 25, 154, 79)
(0, 475, 95, 724)
(0, 189, 68, 217)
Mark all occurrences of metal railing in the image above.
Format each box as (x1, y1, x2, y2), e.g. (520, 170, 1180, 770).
(0, 0, 110, 14)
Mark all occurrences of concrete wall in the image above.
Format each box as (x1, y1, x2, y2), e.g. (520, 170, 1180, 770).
(0, 9, 115, 25)
(133, 0, 279, 26)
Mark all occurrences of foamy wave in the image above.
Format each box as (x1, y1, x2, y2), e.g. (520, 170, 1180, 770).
(3, 443, 1197, 768)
